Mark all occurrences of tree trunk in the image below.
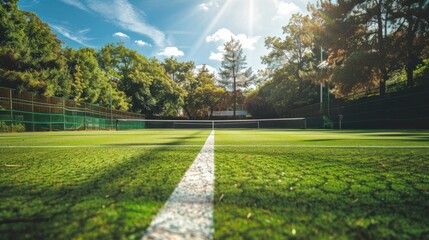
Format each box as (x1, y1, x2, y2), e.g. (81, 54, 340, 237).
(233, 76, 236, 119)
(377, 2, 386, 96)
(183, 106, 192, 119)
(406, 62, 414, 87)
(406, 16, 416, 87)
(210, 105, 214, 119)
(380, 78, 386, 95)
(380, 69, 388, 95)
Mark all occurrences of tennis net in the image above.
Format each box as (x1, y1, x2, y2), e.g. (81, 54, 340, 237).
(116, 118, 307, 130)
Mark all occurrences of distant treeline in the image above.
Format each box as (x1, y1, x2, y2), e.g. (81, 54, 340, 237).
(246, 0, 429, 118)
(1, 1, 428, 119)
(0, 1, 230, 118)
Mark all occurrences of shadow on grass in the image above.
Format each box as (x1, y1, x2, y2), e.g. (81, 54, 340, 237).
(214, 147, 429, 239)
(103, 133, 208, 147)
(0, 130, 208, 239)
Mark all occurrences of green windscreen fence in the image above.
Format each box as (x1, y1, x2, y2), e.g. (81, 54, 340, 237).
(285, 83, 429, 129)
(0, 87, 145, 132)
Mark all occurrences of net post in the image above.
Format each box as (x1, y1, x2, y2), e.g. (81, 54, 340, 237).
(257, 121, 260, 129)
(212, 121, 214, 130)
(304, 118, 307, 129)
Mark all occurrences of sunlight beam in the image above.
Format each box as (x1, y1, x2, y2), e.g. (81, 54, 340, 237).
(189, 0, 233, 59)
(248, 0, 254, 37)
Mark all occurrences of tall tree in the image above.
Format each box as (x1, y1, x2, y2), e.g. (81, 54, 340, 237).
(194, 65, 226, 118)
(0, 0, 67, 95)
(259, 13, 319, 116)
(219, 38, 247, 118)
(162, 57, 196, 118)
(98, 43, 182, 117)
(312, 0, 403, 95)
(393, 0, 429, 86)
(64, 47, 127, 109)
(161, 57, 195, 83)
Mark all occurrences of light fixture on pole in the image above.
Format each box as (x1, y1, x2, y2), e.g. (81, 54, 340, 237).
(317, 47, 331, 127)
(109, 76, 120, 130)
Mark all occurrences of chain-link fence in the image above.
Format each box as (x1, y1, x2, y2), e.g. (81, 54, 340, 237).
(285, 82, 429, 129)
(0, 86, 145, 132)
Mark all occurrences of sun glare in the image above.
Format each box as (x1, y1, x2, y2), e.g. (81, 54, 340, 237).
(248, 0, 255, 37)
(189, 0, 233, 58)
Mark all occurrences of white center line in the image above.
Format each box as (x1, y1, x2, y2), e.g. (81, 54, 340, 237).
(142, 130, 215, 240)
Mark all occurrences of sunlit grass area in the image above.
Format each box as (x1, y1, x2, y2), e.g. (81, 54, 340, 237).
(0, 129, 212, 146)
(1, 129, 428, 239)
(215, 129, 429, 146)
(0, 130, 210, 239)
(214, 130, 429, 239)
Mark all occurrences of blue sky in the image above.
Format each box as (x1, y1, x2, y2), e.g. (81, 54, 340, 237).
(19, 0, 312, 73)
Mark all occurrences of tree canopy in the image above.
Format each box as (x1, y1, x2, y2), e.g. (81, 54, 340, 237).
(0, 0, 428, 119)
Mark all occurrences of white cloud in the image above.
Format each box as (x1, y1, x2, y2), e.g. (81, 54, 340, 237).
(209, 52, 223, 62)
(113, 32, 130, 39)
(50, 24, 93, 46)
(158, 47, 184, 57)
(216, 45, 225, 52)
(206, 28, 260, 50)
(134, 40, 152, 47)
(206, 28, 261, 63)
(61, 0, 90, 12)
(273, 1, 301, 20)
(79, 28, 91, 34)
(206, 28, 232, 42)
(82, 0, 166, 47)
(198, 3, 209, 11)
(198, 0, 219, 11)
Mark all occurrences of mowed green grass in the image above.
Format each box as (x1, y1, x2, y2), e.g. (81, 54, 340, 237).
(1, 129, 429, 239)
(0, 130, 211, 240)
(214, 130, 429, 239)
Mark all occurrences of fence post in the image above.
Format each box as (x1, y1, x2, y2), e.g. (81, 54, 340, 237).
(63, 99, 66, 131)
(75, 102, 77, 131)
(31, 94, 35, 132)
(9, 89, 13, 132)
(48, 98, 52, 131)
(83, 103, 86, 130)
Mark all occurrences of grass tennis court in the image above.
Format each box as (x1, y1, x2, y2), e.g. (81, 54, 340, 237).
(1, 129, 428, 239)
(214, 130, 429, 239)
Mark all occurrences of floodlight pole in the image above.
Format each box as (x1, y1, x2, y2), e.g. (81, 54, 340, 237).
(320, 47, 323, 106)
(318, 47, 332, 127)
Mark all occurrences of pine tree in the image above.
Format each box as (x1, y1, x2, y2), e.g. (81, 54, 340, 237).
(219, 38, 246, 118)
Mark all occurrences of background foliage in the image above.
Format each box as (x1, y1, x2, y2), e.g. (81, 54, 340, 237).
(0, 0, 428, 119)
